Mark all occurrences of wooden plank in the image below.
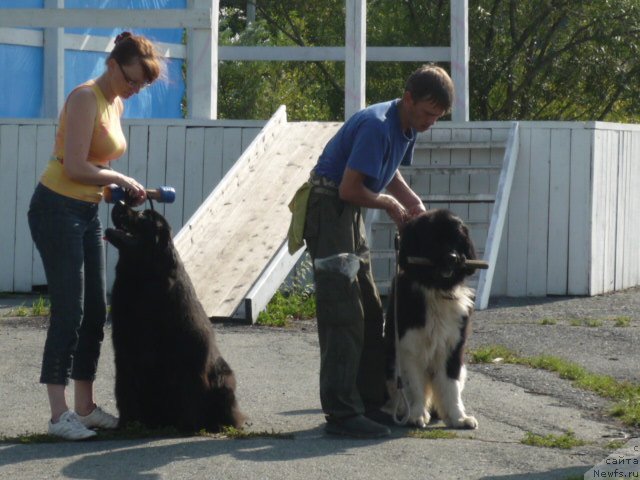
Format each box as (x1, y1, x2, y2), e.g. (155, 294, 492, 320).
(476, 122, 519, 309)
(240, 240, 306, 323)
(183, 127, 205, 220)
(589, 130, 605, 294)
(414, 141, 506, 149)
(429, 128, 452, 208)
(449, 128, 472, 221)
(175, 114, 341, 318)
(164, 126, 187, 232)
(202, 128, 224, 194)
(420, 193, 494, 203)
(14, 126, 38, 291)
(218, 46, 452, 62)
(222, 128, 243, 179)
(147, 125, 169, 218)
(627, 131, 640, 287)
(0, 126, 19, 292)
(568, 128, 592, 295)
(241, 128, 261, 151)
(174, 107, 287, 268)
(506, 127, 531, 296)
(546, 128, 571, 295)
(469, 129, 492, 224)
(616, 130, 631, 289)
(603, 130, 619, 292)
(526, 128, 550, 296)
(0, 8, 213, 28)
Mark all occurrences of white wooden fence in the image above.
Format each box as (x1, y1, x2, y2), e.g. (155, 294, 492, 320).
(1, 118, 639, 301)
(0, 118, 263, 293)
(371, 121, 640, 298)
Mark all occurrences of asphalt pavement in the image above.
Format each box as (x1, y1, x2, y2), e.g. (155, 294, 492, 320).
(1, 289, 639, 480)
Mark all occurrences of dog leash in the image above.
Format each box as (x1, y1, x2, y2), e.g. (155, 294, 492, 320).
(391, 231, 411, 426)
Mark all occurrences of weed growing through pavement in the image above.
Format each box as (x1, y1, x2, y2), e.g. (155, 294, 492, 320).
(539, 318, 557, 325)
(0, 423, 294, 444)
(470, 345, 640, 427)
(407, 429, 459, 440)
(221, 426, 293, 440)
(614, 316, 631, 327)
(12, 305, 29, 317)
(521, 430, 587, 449)
(30, 296, 50, 316)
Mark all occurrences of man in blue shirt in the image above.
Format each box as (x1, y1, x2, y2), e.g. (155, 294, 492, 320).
(303, 65, 454, 438)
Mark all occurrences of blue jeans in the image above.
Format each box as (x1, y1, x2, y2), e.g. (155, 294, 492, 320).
(28, 183, 107, 385)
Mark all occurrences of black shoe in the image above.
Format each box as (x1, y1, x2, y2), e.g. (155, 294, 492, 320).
(325, 414, 391, 439)
(365, 409, 395, 426)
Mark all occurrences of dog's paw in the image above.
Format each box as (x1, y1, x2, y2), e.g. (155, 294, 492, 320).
(408, 409, 430, 429)
(447, 414, 478, 430)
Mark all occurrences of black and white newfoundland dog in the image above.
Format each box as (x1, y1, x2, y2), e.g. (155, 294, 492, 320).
(105, 201, 245, 433)
(383, 209, 481, 429)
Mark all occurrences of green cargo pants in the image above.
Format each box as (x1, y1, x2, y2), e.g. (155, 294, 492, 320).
(303, 182, 387, 419)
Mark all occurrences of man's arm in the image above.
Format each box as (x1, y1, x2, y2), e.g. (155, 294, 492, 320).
(339, 167, 407, 226)
(385, 170, 426, 217)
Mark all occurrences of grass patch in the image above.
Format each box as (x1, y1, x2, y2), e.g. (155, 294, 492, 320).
(12, 304, 29, 317)
(1, 296, 50, 318)
(470, 345, 640, 427)
(0, 423, 292, 444)
(256, 291, 315, 327)
(407, 429, 459, 440)
(539, 318, 557, 325)
(30, 296, 50, 316)
(614, 316, 632, 327)
(521, 430, 587, 449)
(0, 422, 188, 444)
(221, 426, 293, 440)
(585, 318, 604, 327)
(606, 439, 628, 450)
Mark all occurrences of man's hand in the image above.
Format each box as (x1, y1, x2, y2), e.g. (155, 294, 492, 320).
(407, 202, 427, 218)
(384, 195, 408, 227)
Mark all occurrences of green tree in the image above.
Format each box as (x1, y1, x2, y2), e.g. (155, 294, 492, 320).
(218, 0, 640, 123)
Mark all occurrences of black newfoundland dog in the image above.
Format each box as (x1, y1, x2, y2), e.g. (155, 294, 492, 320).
(105, 201, 245, 432)
(383, 209, 482, 429)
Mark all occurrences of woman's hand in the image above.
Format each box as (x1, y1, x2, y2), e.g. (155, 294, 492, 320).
(116, 174, 147, 206)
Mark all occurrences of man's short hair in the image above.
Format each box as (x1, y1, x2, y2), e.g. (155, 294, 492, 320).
(404, 65, 455, 113)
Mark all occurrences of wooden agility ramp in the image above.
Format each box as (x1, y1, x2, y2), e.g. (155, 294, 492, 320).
(174, 106, 340, 322)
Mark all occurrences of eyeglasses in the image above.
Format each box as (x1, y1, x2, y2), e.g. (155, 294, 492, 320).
(116, 61, 151, 89)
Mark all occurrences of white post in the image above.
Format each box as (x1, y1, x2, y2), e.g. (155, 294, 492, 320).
(345, 0, 366, 120)
(187, 0, 219, 119)
(450, 0, 469, 122)
(247, 0, 256, 24)
(43, 0, 64, 117)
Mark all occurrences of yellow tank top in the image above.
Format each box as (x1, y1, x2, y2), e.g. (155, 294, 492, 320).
(40, 81, 127, 203)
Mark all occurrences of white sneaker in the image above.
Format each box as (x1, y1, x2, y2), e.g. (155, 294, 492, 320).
(48, 410, 97, 441)
(77, 406, 119, 430)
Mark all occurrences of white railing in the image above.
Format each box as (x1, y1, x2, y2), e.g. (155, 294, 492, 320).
(0, 0, 470, 121)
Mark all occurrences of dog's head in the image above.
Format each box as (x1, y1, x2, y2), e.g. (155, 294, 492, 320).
(398, 209, 477, 290)
(105, 201, 173, 262)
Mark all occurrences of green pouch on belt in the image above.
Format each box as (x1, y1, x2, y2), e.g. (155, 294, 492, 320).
(287, 181, 312, 254)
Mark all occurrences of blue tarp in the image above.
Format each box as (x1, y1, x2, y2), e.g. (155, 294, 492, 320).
(0, 0, 186, 118)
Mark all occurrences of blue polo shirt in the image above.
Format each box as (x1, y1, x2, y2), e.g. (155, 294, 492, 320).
(313, 99, 416, 193)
